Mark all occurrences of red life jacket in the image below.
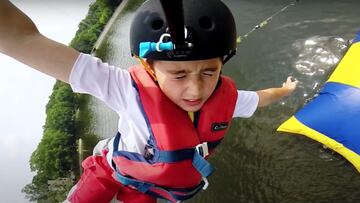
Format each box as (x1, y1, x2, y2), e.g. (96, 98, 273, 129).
(112, 66, 238, 202)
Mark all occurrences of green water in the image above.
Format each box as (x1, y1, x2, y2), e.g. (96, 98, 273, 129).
(88, 0, 360, 202)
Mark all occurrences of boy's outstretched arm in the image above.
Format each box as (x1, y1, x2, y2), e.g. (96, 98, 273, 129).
(256, 76, 298, 107)
(0, 0, 79, 83)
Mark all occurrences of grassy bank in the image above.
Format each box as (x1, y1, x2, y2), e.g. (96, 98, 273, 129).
(121, 0, 145, 13)
(95, 0, 145, 60)
(74, 94, 99, 165)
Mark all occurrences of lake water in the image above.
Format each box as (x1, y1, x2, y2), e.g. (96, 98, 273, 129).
(89, 0, 360, 202)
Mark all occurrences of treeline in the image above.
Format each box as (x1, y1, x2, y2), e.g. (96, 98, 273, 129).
(22, 82, 77, 202)
(22, 0, 120, 202)
(70, 0, 119, 53)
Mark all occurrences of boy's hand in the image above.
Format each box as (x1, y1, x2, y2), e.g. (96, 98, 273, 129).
(281, 76, 298, 96)
(256, 76, 299, 107)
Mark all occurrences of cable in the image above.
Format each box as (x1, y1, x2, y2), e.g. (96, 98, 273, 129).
(237, 0, 299, 45)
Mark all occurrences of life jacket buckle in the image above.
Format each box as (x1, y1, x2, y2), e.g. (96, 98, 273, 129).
(195, 142, 209, 158)
(202, 177, 209, 190)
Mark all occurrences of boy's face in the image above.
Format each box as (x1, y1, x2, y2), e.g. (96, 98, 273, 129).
(151, 58, 222, 112)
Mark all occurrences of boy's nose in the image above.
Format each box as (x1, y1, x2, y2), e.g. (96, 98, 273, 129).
(187, 76, 203, 98)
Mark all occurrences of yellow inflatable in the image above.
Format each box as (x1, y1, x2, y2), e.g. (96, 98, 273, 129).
(278, 33, 360, 172)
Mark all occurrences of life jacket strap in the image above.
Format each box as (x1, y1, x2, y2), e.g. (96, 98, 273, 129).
(156, 140, 222, 163)
(115, 171, 206, 202)
(192, 145, 214, 177)
(112, 132, 222, 201)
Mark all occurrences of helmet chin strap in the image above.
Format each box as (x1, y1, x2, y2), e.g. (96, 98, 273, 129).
(136, 56, 157, 82)
(222, 50, 236, 64)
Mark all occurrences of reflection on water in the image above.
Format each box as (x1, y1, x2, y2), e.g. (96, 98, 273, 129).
(292, 36, 349, 100)
(293, 36, 348, 76)
(88, 0, 360, 202)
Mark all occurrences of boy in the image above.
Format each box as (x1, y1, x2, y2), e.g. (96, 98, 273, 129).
(0, 0, 297, 202)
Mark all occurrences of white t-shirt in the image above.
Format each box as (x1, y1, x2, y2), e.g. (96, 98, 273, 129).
(69, 54, 259, 167)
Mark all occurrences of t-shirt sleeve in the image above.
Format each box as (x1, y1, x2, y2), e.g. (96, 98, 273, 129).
(69, 53, 133, 112)
(232, 90, 259, 118)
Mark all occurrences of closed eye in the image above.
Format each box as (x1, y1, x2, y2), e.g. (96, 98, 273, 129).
(174, 73, 186, 79)
(202, 70, 215, 76)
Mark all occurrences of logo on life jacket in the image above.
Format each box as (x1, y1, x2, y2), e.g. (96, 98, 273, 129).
(211, 122, 229, 132)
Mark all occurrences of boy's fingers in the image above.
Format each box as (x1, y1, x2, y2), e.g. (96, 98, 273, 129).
(287, 76, 299, 84)
(287, 76, 293, 82)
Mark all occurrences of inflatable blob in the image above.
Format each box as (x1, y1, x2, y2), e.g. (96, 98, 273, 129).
(278, 31, 360, 172)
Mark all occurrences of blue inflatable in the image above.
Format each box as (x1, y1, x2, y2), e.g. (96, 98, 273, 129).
(278, 31, 360, 172)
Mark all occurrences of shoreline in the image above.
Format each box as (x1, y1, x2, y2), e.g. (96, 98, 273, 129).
(93, 0, 130, 52)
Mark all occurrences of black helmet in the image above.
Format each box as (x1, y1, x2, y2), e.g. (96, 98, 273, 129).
(130, 0, 237, 62)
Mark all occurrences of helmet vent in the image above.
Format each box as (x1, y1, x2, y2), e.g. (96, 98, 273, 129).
(199, 16, 213, 30)
(151, 19, 164, 31)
